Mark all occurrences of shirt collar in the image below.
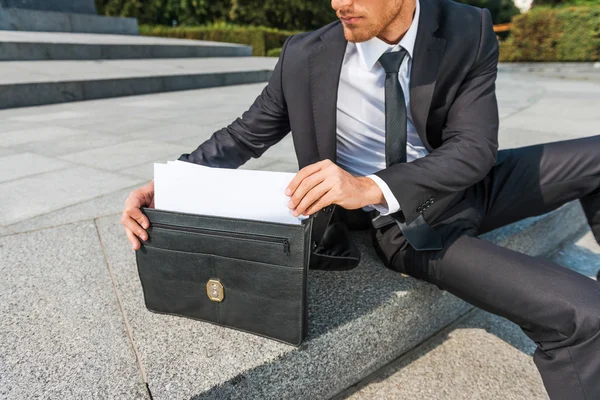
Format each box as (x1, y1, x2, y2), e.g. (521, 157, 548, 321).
(354, 0, 420, 71)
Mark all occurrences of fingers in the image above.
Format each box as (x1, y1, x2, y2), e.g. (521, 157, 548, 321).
(124, 226, 141, 250)
(286, 159, 331, 196)
(292, 181, 332, 216)
(304, 192, 335, 216)
(121, 209, 148, 250)
(121, 183, 155, 250)
(129, 206, 150, 230)
(288, 171, 326, 211)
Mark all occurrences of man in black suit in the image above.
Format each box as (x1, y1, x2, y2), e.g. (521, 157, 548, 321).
(122, 0, 600, 397)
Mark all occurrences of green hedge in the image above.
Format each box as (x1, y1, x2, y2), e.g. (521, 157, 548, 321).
(499, 6, 600, 61)
(139, 24, 295, 56)
(97, 0, 335, 31)
(532, 0, 599, 7)
(95, 0, 232, 26)
(266, 47, 282, 57)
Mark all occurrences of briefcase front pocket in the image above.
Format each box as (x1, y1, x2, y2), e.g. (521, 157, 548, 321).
(146, 224, 294, 266)
(137, 246, 305, 345)
(134, 208, 312, 346)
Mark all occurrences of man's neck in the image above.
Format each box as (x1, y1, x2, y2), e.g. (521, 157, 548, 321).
(376, 0, 417, 45)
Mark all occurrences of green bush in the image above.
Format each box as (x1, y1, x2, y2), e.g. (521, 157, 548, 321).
(228, 0, 336, 31)
(267, 47, 282, 57)
(532, 0, 599, 7)
(97, 0, 334, 30)
(499, 6, 600, 61)
(95, 0, 232, 26)
(140, 24, 295, 56)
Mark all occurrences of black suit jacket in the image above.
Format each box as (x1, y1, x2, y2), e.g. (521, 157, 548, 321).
(179, 0, 500, 251)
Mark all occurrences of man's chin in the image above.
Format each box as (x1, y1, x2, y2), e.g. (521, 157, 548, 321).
(342, 27, 374, 43)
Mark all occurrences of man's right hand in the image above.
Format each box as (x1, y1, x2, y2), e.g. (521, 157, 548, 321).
(121, 180, 155, 250)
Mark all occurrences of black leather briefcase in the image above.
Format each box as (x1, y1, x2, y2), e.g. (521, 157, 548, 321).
(135, 208, 313, 346)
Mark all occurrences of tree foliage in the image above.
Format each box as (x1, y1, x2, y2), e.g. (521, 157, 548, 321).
(95, 0, 232, 26)
(228, 0, 336, 31)
(500, 6, 600, 61)
(97, 0, 521, 30)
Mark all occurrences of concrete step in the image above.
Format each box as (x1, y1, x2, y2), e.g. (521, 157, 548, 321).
(340, 308, 548, 400)
(499, 62, 600, 82)
(0, 7, 137, 35)
(92, 201, 587, 399)
(549, 229, 600, 279)
(336, 228, 600, 400)
(0, 0, 98, 15)
(0, 57, 276, 109)
(0, 31, 252, 61)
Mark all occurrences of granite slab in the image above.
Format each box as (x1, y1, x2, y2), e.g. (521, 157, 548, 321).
(0, 166, 140, 225)
(0, 125, 90, 147)
(0, 7, 138, 35)
(7, 183, 142, 234)
(0, 152, 72, 182)
(58, 140, 190, 171)
(10, 131, 129, 158)
(0, 221, 147, 399)
(343, 309, 546, 400)
(95, 214, 471, 400)
(94, 201, 586, 399)
(549, 230, 600, 278)
(0, 33, 252, 61)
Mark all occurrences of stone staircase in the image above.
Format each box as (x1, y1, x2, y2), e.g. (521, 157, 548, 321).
(0, 31, 253, 60)
(0, 14, 274, 109)
(0, 30, 275, 109)
(0, 0, 138, 34)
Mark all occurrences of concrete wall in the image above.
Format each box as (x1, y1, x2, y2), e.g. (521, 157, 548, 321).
(0, 8, 138, 35)
(0, 0, 97, 15)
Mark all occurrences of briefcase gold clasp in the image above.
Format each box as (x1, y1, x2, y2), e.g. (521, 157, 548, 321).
(206, 279, 224, 302)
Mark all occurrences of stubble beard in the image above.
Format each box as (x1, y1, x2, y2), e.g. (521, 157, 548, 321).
(340, 0, 404, 43)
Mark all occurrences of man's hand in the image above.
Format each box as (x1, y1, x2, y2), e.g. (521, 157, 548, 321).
(121, 180, 155, 250)
(285, 159, 386, 217)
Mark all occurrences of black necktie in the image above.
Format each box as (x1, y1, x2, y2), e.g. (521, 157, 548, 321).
(371, 49, 443, 251)
(378, 49, 408, 166)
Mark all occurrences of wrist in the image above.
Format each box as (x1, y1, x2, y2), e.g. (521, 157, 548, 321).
(358, 176, 386, 207)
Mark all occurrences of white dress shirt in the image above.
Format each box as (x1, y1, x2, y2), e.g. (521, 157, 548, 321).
(336, 0, 428, 215)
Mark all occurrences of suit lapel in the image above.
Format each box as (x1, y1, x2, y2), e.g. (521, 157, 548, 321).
(309, 0, 446, 159)
(410, 0, 446, 151)
(309, 22, 347, 163)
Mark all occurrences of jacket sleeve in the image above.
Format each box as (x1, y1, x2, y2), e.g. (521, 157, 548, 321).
(373, 8, 499, 225)
(178, 35, 294, 168)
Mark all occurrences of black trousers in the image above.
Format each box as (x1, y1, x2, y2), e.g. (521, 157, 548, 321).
(374, 135, 600, 400)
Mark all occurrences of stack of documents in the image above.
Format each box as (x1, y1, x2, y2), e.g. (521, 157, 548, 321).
(154, 160, 306, 225)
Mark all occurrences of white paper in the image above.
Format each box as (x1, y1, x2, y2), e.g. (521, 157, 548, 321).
(154, 160, 306, 225)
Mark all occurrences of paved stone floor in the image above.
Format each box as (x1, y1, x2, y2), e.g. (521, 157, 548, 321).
(0, 71, 599, 399)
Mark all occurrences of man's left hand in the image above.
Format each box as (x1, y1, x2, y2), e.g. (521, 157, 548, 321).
(285, 159, 385, 217)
